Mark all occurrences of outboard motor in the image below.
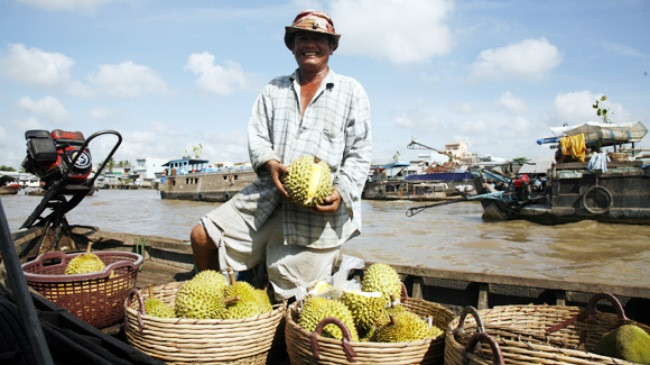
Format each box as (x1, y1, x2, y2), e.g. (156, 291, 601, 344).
(22, 129, 92, 187)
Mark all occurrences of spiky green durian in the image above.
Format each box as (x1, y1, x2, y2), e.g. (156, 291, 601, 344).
(372, 311, 442, 343)
(222, 281, 268, 319)
(361, 263, 402, 306)
(283, 155, 333, 207)
(298, 296, 359, 341)
(254, 288, 273, 313)
(597, 324, 650, 363)
(192, 269, 228, 291)
(144, 285, 175, 318)
(174, 279, 226, 319)
(341, 290, 386, 339)
(65, 243, 106, 275)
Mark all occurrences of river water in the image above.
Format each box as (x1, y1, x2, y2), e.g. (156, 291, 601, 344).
(2, 189, 649, 288)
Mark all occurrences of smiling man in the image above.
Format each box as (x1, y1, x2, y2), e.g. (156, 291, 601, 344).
(190, 10, 372, 301)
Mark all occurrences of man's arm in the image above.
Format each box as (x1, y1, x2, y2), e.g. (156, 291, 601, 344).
(248, 88, 281, 172)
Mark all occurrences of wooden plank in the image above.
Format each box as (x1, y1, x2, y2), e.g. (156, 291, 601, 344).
(411, 276, 423, 299)
(362, 261, 650, 300)
(478, 283, 489, 309)
(556, 290, 567, 306)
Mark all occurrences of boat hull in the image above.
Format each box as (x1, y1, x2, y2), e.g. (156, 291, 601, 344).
(479, 161, 650, 225)
(158, 170, 257, 202)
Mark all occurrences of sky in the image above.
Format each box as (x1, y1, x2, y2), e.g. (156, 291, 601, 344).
(1, 0, 649, 170)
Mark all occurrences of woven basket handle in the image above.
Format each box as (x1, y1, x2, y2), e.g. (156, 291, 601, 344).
(401, 281, 409, 302)
(581, 292, 629, 324)
(310, 317, 357, 363)
(462, 332, 504, 365)
(454, 306, 485, 341)
(126, 288, 146, 332)
(547, 292, 630, 336)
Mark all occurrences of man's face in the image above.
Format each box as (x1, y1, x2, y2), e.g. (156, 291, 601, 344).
(292, 31, 333, 73)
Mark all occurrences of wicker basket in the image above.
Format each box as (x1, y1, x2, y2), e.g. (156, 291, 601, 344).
(285, 297, 455, 365)
(444, 293, 650, 365)
(22, 250, 143, 328)
(124, 281, 286, 364)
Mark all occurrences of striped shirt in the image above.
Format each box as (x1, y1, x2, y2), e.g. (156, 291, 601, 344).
(231, 68, 372, 249)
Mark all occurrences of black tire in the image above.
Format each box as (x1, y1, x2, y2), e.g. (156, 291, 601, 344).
(582, 185, 613, 215)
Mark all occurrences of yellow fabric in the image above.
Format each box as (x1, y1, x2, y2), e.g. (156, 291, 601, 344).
(559, 133, 586, 162)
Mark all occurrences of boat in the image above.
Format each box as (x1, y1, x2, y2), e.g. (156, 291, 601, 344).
(470, 121, 650, 224)
(0, 174, 20, 195)
(158, 157, 257, 201)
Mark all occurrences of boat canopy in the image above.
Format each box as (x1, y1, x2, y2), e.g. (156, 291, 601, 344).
(546, 121, 647, 147)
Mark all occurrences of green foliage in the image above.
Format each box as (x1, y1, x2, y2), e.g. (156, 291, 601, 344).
(592, 95, 611, 123)
(512, 157, 531, 164)
(0, 165, 16, 172)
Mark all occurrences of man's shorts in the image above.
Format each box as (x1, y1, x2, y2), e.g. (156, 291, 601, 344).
(200, 200, 340, 300)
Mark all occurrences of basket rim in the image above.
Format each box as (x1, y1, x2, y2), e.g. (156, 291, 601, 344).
(22, 250, 143, 282)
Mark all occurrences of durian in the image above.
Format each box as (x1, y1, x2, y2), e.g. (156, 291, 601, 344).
(221, 269, 272, 319)
(144, 284, 175, 318)
(65, 243, 106, 275)
(174, 278, 226, 319)
(361, 263, 402, 306)
(298, 296, 359, 341)
(340, 290, 385, 339)
(283, 155, 333, 207)
(193, 269, 228, 291)
(372, 311, 442, 343)
(597, 324, 650, 363)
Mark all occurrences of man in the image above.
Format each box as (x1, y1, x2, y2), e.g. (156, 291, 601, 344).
(190, 9, 372, 300)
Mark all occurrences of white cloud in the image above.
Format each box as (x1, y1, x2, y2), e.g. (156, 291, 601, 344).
(18, 96, 71, 122)
(330, 0, 454, 64)
(17, 0, 113, 13)
(90, 107, 111, 120)
(394, 114, 414, 128)
(0, 43, 74, 87)
(88, 61, 167, 97)
(554, 91, 626, 124)
(185, 52, 251, 96)
(470, 38, 562, 80)
(498, 92, 526, 113)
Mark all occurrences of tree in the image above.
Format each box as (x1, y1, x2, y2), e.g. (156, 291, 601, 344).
(512, 157, 531, 165)
(592, 95, 611, 123)
(0, 165, 16, 172)
(392, 150, 400, 162)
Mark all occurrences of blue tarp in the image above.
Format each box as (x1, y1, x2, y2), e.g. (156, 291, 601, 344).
(405, 172, 473, 182)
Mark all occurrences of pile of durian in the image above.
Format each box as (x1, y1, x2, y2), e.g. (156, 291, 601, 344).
(596, 324, 650, 363)
(143, 269, 274, 320)
(296, 263, 443, 343)
(283, 155, 333, 208)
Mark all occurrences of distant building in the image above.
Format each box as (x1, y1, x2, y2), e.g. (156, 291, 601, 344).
(135, 157, 167, 182)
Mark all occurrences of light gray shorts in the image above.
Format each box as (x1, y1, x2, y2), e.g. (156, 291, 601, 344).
(200, 200, 340, 300)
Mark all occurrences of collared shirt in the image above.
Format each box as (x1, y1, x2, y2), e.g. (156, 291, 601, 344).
(231, 68, 372, 249)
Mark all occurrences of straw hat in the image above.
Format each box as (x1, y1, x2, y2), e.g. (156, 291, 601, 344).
(284, 9, 341, 50)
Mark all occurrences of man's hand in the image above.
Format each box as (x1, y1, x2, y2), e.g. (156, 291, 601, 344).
(264, 160, 289, 198)
(314, 189, 341, 212)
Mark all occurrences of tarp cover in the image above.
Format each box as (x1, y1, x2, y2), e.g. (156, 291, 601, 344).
(405, 172, 472, 182)
(549, 121, 647, 146)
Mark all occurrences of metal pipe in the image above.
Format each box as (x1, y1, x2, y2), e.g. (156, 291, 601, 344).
(0, 200, 53, 364)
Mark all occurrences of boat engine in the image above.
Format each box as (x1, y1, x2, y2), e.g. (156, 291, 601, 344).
(22, 129, 92, 187)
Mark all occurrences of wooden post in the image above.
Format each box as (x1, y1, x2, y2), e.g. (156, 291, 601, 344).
(411, 276, 423, 299)
(556, 290, 567, 306)
(478, 283, 489, 309)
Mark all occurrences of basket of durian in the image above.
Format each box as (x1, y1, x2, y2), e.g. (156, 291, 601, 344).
(21, 243, 143, 328)
(445, 293, 650, 365)
(285, 263, 455, 365)
(124, 269, 286, 364)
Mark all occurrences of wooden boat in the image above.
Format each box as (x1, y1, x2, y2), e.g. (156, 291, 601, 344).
(3, 224, 650, 363)
(159, 169, 257, 202)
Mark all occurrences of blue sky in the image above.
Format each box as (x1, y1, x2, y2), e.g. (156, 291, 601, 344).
(1, 0, 649, 170)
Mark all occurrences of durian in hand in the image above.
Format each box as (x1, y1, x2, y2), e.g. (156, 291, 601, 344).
(597, 324, 650, 364)
(372, 311, 443, 343)
(144, 284, 176, 318)
(361, 263, 402, 306)
(283, 155, 333, 208)
(65, 242, 106, 275)
(298, 296, 359, 341)
(340, 290, 386, 340)
(174, 276, 226, 319)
